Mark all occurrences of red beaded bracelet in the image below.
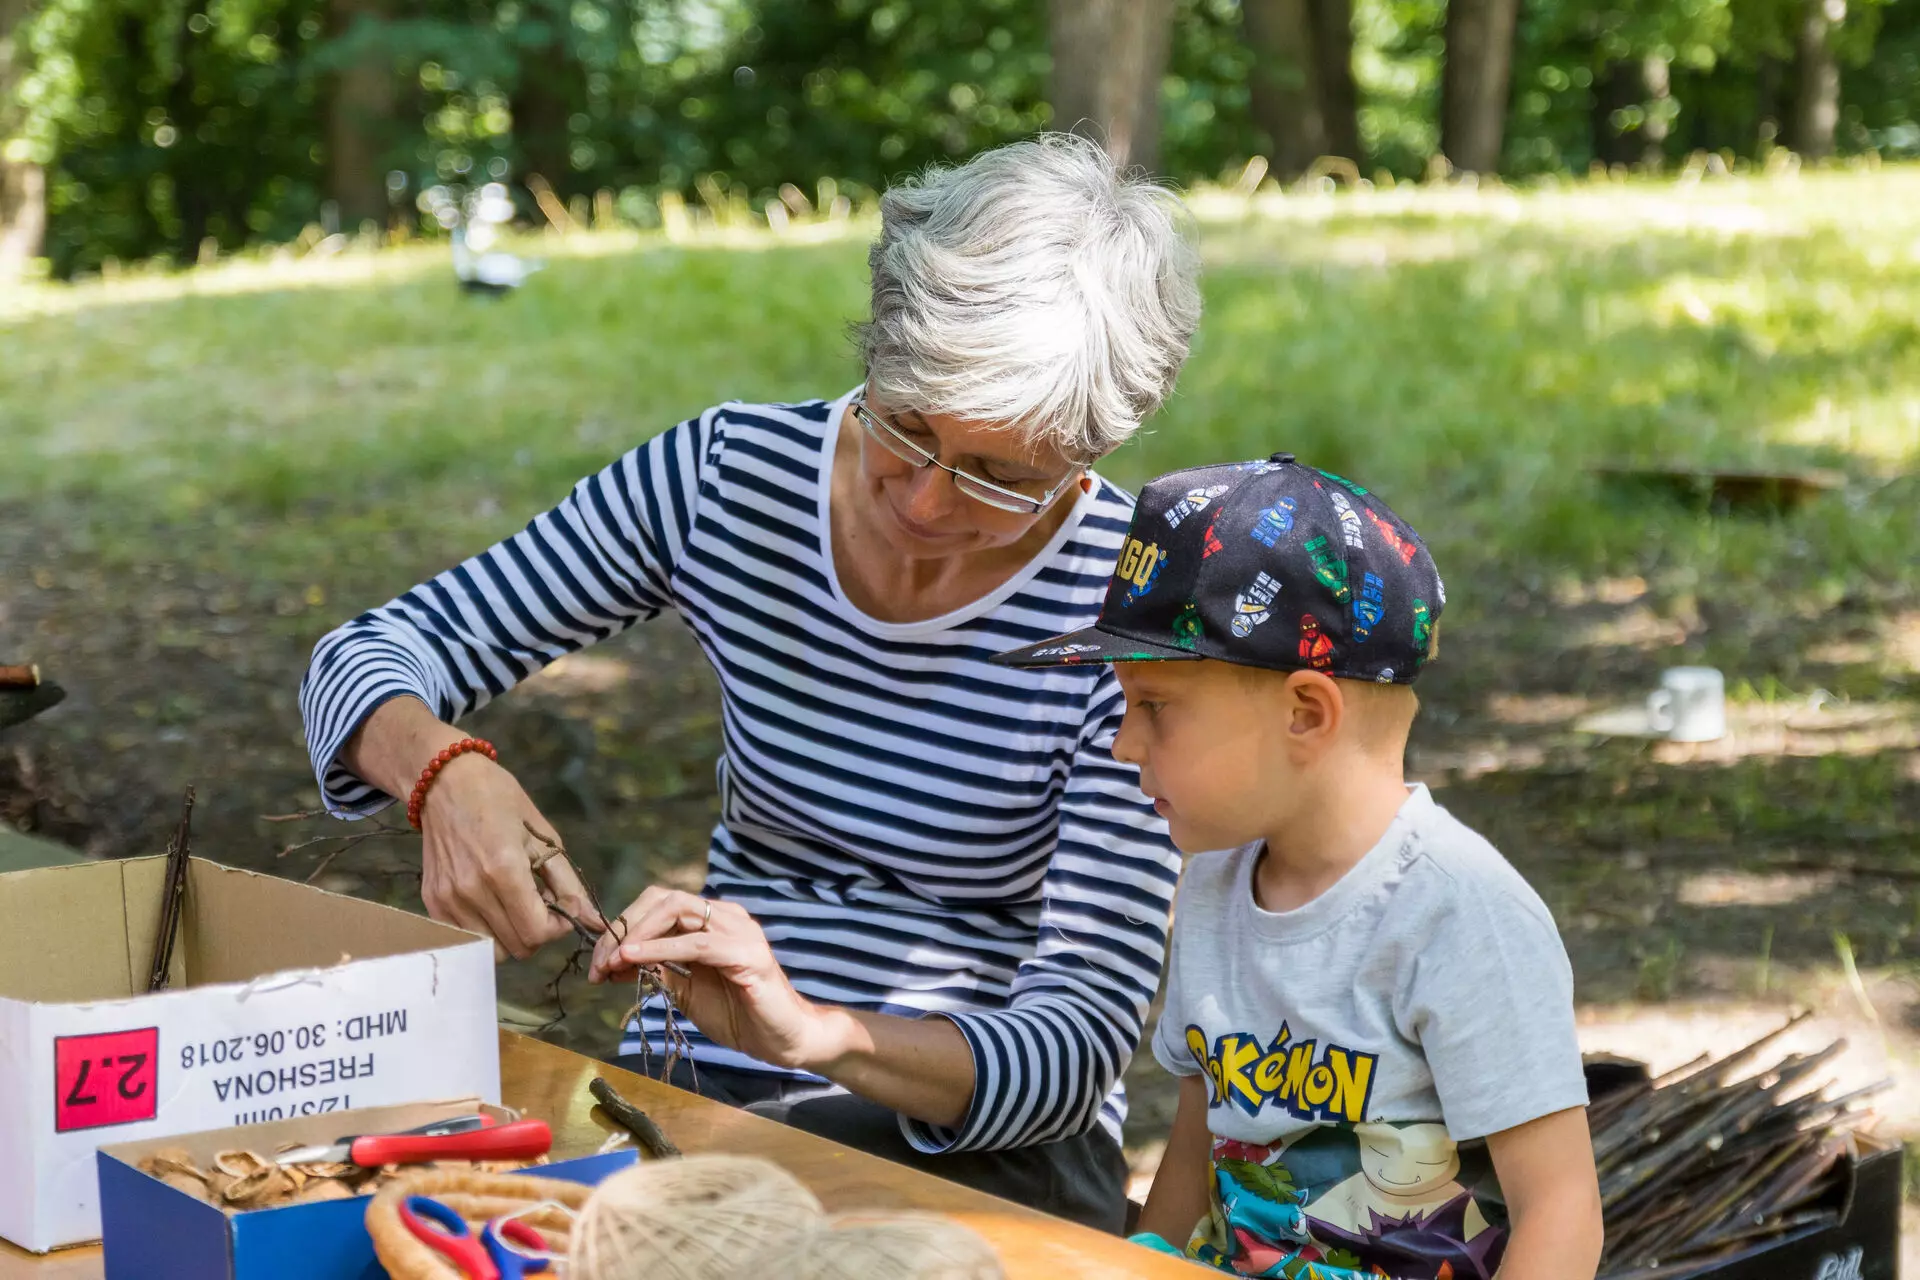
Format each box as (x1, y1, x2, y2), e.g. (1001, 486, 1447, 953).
(406, 737, 498, 829)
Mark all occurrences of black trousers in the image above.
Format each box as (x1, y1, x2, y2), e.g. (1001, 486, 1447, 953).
(608, 1055, 1129, 1233)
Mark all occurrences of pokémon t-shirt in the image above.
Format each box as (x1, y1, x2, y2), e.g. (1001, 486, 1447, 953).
(1150, 784, 1587, 1280)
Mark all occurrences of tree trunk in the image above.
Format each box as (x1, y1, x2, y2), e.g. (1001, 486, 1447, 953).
(1788, 0, 1843, 158)
(0, 0, 43, 275)
(1639, 53, 1671, 167)
(1440, 0, 1523, 173)
(1243, 0, 1327, 177)
(1047, 0, 1175, 172)
(1591, 58, 1639, 168)
(1755, 55, 1785, 151)
(325, 0, 395, 229)
(514, 24, 574, 197)
(1307, 0, 1361, 163)
(164, 21, 214, 259)
(1592, 54, 1670, 168)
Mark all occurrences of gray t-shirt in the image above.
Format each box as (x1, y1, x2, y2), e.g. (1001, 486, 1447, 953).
(1150, 784, 1587, 1279)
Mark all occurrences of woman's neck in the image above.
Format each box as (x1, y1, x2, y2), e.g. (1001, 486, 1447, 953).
(828, 412, 1084, 625)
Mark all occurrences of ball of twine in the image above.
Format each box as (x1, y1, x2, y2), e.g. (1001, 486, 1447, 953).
(569, 1155, 824, 1280)
(731, 1213, 1005, 1280)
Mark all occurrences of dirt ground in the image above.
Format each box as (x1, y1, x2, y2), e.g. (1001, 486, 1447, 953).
(5, 496, 1920, 1260)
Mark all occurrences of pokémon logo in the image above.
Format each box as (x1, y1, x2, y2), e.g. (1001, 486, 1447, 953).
(1187, 1023, 1379, 1123)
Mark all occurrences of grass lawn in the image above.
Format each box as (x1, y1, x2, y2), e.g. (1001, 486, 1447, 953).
(5, 166, 1920, 1187)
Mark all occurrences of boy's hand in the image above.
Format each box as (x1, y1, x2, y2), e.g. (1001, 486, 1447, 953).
(1487, 1106, 1603, 1280)
(1137, 1075, 1214, 1251)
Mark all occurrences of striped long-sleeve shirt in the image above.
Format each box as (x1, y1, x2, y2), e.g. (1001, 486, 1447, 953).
(299, 391, 1181, 1153)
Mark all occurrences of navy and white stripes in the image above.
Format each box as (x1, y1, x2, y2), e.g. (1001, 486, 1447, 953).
(300, 392, 1181, 1152)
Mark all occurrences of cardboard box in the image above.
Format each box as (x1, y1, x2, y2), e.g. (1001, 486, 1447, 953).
(97, 1098, 636, 1280)
(0, 857, 500, 1252)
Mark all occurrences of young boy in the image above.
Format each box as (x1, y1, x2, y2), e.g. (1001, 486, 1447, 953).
(994, 454, 1602, 1279)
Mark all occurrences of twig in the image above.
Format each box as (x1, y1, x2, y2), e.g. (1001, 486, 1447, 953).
(147, 787, 195, 992)
(588, 1076, 681, 1158)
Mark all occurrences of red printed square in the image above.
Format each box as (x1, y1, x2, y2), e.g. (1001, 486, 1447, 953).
(54, 1028, 160, 1133)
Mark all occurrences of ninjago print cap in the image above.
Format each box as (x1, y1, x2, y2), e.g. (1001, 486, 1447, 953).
(991, 453, 1445, 683)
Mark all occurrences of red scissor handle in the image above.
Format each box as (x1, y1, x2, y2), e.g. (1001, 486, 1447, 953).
(351, 1118, 553, 1166)
(399, 1196, 497, 1280)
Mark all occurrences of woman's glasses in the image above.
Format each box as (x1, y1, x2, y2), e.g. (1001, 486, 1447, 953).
(850, 395, 1074, 515)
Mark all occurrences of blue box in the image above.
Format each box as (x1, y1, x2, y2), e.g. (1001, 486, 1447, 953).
(98, 1099, 635, 1280)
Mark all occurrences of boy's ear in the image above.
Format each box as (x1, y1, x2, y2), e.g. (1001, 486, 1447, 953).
(1283, 670, 1344, 749)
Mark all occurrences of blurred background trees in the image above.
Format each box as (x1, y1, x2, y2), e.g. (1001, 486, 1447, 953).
(2, 0, 1915, 278)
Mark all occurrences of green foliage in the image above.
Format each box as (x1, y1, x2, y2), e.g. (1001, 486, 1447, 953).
(4, 170, 1917, 611)
(6, 0, 1920, 275)
(1219, 1157, 1299, 1202)
(22, 0, 328, 273)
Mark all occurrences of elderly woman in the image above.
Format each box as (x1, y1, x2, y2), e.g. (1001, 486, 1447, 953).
(299, 134, 1201, 1229)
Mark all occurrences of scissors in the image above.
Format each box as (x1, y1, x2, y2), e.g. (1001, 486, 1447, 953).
(398, 1195, 552, 1279)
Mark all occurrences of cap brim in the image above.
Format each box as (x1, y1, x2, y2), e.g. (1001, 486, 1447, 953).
(990, 625, 1201, 669)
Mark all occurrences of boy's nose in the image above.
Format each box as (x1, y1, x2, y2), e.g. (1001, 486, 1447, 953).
(1111, 709, 1145, 766)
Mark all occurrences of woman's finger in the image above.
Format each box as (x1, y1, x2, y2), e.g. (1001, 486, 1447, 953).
(490, 837, 572, 954)
(537, 854, 601, 932)
(621, 890, 715, 945)
(587, 890, 661, 980)
(452, 857, 534, 959)
(616, 931, 724, 970)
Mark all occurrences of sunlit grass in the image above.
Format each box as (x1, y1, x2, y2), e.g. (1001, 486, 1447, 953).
(4, 166, 1918, 626)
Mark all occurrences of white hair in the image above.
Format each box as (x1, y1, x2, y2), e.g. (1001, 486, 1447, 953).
(859, 133, 1203, 462)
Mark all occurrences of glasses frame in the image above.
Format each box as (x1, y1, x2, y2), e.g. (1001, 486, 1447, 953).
(850, 395, 1075, 516)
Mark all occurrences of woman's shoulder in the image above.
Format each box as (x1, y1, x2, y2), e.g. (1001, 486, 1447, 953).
(1052, 471, 1137, 564)
(698, 397, 838, 454)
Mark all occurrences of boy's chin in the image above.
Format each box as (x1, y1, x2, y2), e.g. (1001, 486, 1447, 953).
(1165, 813, 1252, 856)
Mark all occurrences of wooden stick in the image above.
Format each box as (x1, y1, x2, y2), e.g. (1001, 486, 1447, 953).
(588, 1076, 681, 1159)
(523, 175, 576, 233)
(0, 663, 40, 688)
(147, 787, 195, 991)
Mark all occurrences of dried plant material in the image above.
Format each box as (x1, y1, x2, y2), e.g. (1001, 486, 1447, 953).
(213, 1149, 274, 1180)
(293, 1179, 355, 1204)
(295, 1161, 356, 1180)
(223, 1163, 298, 1209)
(1593, 1011, 1892, 1275)
(138, 1146, 198, 1174)
(134, 1146, 542, 1216)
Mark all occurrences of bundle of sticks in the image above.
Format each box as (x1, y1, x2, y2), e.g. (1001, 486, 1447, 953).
(1594, 1011, 1889, 1278)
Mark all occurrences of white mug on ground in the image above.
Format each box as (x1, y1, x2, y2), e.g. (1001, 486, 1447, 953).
(1646, 666, 1726, 742)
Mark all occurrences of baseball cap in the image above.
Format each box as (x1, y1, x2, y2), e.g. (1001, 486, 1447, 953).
(991, 452, 1445, 681)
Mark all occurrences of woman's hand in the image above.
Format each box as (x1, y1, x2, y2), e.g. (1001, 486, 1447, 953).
(587, 888, 836, 1072)
(418, 752, 599, 959)
(341, 696, 598, 960)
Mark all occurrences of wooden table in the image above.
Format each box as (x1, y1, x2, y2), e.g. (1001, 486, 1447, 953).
(1, 1030, 1195, 1278)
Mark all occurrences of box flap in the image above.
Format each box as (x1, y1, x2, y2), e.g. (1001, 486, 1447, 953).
(0, 861, 136, 1003)
(181, 861, 481, 986)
